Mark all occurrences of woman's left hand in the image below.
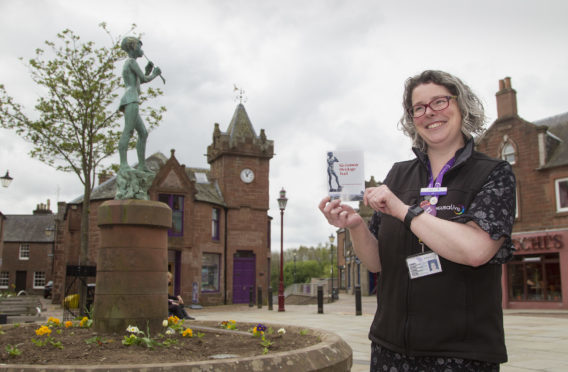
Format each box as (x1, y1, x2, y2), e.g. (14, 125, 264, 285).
(363, 185, 408, 221)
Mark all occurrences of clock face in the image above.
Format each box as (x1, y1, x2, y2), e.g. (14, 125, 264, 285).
(240, 168, 255, 183)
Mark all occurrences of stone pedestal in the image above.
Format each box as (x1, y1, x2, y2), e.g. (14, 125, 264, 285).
(93, 199, 171, 334)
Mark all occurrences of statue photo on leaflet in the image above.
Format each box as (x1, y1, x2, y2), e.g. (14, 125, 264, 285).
(115, 36, 163, 200)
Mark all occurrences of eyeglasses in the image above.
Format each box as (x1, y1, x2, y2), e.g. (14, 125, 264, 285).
(409, 95, 457, 118)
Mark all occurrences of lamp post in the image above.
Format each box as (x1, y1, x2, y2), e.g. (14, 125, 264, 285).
(277, 188, 288, 312)
(329, 234, 335, 301)
(1, 171, 13, 188)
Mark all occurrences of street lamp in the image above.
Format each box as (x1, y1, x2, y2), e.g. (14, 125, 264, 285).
(329, 234, 335, 301)
(277, 188, 288, 312)
(1, 171, 13, 188)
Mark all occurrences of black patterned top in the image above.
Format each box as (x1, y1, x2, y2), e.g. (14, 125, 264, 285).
(369, 161, 516, 264)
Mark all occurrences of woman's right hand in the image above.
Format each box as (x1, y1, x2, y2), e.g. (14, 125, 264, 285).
(318, 196, 364, 229)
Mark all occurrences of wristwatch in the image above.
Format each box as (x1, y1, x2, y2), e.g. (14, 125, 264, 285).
(404, 204, 424, 229)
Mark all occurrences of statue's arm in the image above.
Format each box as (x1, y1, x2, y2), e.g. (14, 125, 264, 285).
(128, 59, 161, 84)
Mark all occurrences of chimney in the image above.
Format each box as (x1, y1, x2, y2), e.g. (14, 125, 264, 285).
(496, 77, 518, 119)
(98, 171, 112, 185)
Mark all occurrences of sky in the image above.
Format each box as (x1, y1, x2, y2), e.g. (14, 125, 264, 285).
(1, 0, 568, 251)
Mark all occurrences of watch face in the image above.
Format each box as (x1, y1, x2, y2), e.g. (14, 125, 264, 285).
(240, 168, 255, 183)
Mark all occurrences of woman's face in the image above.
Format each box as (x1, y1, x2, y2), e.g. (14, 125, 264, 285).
(411, 83, 463, 152)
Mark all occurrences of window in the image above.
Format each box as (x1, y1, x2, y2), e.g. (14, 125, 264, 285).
(555, 178, 568, 212)
(0, 272, 9, 288)
(201, 253, 220, 292)
(212, 208, 220, 240)
(33, 272, 46, 289)
(19, 244, 30, 260)
(501, 142, 516, 164)
(159, 194, 184, 236)
(507, 254, 561, 302)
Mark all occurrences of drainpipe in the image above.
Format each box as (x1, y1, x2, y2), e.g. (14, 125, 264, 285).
(223, 206, 228, 305)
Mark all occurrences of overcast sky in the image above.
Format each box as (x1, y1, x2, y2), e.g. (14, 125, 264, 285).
(1, 0, 568, 251)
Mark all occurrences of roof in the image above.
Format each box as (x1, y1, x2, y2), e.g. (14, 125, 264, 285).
(534, 112, 568, 169)
(67, 152, 226, 206)
(3, 214, 56, 243)
(70, 152, 168, 203)
(185, 168, 226, 206)
(226, 104, 257, 145)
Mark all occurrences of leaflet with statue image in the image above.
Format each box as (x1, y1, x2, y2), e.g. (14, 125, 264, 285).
(326, 150, 365, 201)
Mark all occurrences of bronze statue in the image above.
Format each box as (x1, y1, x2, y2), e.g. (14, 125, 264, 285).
(116, 37, 163, 200)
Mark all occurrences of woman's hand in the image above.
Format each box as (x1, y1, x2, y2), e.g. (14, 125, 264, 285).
(318, 196, 364, 229)
(363, 185, 408, 221)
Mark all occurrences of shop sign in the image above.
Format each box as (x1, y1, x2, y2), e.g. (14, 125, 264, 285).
(512, 234, 563, 251)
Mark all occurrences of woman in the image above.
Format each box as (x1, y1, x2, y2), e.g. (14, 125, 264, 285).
(319, 70, 516, 371)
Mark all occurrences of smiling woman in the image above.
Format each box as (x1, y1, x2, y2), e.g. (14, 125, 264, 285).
(319, 70, 516, 371)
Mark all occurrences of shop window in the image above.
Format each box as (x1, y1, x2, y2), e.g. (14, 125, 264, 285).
(201, 253, 220, 292)
(211, 208, 220, 241)
(19, 244, 30, 260)
(159, 194, 184, 236)
(501, 142, 516, 164)
(0, 271, 9, 288)
(554, 178, 568, 212)
(507, 254, 561, 302)
(33, 272, 46, 289)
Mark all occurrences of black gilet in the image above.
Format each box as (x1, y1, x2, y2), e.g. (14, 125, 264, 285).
(369, 139, 508, 363)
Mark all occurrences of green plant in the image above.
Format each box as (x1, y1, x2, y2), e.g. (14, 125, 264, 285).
(122, 324, 161, 349)
(31, 336, 63, 349)
(5, 344, 22, 357)
(300, 329, 309, 336)
(85, 335, 113, 346)
(260, 335, 273, 354)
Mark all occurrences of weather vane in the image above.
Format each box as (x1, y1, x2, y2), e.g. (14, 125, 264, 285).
(233, 84, 248, 104)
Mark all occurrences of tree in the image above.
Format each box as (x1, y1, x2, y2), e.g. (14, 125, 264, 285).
(0, 23, 166, 308)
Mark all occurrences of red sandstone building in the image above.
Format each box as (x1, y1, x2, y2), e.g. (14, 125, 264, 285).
(477, 77, 568, 310)
(15, 103, 274, 306)
(0, 203, 55, 295)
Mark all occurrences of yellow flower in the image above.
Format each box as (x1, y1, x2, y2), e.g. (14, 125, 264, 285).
(47, 317, 61, 326)
(168, 315, 179, 325)
(64, 321, 73, 328)
(79, 316, 89, 327)
(182, 328, 193, 337)
(35, 325, 52, 336)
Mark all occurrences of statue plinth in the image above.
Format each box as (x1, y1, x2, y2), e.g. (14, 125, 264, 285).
(94, 199, 172, 334)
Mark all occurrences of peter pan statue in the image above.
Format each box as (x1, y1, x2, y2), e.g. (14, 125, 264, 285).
(115, 37, 163, 200)
(118, 36, 162, 172)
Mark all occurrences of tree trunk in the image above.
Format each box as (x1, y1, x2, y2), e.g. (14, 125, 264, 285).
(78, 177, 92, 316)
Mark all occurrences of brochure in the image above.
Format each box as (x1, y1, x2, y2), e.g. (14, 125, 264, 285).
(326, 150, 365, 201)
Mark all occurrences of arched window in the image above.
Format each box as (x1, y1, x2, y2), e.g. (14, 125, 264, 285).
(502, 142, 516, 164)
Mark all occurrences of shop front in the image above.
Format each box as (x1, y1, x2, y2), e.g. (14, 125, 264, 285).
(502, 230, 568, 309)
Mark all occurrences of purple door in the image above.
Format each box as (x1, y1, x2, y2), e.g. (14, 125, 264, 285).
(233, 256, 255, 304)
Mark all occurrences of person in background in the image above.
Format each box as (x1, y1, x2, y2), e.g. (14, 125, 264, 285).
(168, 272, 194, 320)
(319, 70, 516, 371)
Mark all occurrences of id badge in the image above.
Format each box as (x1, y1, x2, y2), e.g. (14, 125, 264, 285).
(406, 252, 442, 279)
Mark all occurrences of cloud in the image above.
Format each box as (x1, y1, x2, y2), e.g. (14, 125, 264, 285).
(1, 0, 568, 251)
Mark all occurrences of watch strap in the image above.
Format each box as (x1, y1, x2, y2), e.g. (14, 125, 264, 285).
(404, 204, 424, 229)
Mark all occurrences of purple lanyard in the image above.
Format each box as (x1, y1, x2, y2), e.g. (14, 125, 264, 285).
(420, 157, 455, 198)
(427, 157, 455, 188)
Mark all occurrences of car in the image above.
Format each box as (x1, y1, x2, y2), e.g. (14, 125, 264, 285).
(44, 281, 53, 299)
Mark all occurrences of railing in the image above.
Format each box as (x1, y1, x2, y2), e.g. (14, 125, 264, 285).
(284, 282, 330, 298)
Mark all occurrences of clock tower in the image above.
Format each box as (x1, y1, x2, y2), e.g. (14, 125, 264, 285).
(206, 103, 274, 304)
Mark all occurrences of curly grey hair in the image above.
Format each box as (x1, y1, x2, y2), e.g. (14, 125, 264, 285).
(398, 70, 486, 151)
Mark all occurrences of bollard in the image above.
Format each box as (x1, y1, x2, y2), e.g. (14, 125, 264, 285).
(249, 286, 254, 307)
(268, 287, 273, 310)
(257, 286, 262, 309)
(317, 285, 324, 314)
(355, 285, 362, 316)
